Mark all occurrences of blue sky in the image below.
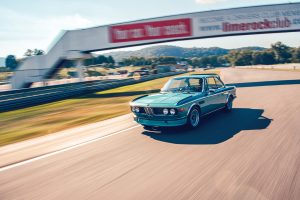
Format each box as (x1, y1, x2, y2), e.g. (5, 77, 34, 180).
(0, 0, 300, 57)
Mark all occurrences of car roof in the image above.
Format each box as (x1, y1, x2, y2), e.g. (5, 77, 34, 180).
(174, 74, 219, 79)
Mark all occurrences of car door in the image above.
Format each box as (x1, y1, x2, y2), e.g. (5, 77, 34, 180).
(202, 77, 219, 114)
(187, 78, 207, 111)
(213, 77, 227, 108)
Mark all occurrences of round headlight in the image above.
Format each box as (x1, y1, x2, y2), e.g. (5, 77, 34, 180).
(170, 108, 176, 115)
(135, 107, 140, 113)
(163, 108, 169, 115)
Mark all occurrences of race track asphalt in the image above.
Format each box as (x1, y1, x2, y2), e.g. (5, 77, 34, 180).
(0, 68, 300, 200)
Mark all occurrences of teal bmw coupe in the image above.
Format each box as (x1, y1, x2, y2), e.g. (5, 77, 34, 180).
(130, 74, 236, 130)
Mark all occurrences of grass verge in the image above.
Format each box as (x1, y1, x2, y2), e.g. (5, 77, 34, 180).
(0, 70, 219, 146)
(0, 72, 13, 82)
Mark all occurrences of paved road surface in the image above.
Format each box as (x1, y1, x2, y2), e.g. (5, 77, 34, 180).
(0, 68, 300, 200)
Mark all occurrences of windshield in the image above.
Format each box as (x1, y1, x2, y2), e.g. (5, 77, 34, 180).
(161, 78, 203, 93)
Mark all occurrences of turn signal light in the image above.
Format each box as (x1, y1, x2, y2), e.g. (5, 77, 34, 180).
(178, 108, 185, 112)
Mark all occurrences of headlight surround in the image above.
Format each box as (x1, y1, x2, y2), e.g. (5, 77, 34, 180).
(170, 108, 176, 115)
(135, 107, 140, 112)
(163, 108, 169, 115)
(132, 106, 140, 113)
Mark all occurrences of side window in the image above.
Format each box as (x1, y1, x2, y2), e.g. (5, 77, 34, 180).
(214, 77, 224, 89)
(188, 78, 198, 86)
(207, 77, 217, 89)
(188, 78, 203, 92)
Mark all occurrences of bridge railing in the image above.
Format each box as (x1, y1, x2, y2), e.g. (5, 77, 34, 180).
(0, 72, 184, 112)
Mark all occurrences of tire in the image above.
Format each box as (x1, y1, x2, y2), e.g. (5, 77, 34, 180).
(224, 96, 233, 112)
(186, 106, 201, 128)
(143, 125, 153, 131)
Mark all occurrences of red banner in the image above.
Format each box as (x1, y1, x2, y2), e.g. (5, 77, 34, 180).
(109, 18, 192, 43)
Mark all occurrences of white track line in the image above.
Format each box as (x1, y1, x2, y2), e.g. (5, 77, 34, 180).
(0, 124, 141, 172)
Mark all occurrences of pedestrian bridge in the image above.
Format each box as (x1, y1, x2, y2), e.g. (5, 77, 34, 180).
(12, 3, 300, 89)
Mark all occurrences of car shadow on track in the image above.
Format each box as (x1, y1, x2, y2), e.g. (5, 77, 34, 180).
(142, 108, 272, 145)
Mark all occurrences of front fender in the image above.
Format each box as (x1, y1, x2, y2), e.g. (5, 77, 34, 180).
(176, 95, 193, 106)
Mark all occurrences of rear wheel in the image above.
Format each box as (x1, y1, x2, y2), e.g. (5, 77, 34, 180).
(224, 96, 233, 112)
(186, 106, 200, 128)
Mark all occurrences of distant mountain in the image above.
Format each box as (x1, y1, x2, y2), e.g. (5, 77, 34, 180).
(103, 45, 265, 61)
(0, 57, 5, 67)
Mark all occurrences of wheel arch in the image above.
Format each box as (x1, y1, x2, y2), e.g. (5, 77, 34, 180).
(187, 103, 201, 116)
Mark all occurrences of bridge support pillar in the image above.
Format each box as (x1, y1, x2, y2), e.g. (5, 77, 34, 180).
(65, 51, 93, 83)
(76, 59, 85, 82)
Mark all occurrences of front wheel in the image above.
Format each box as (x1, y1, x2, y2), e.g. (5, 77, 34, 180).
(143, 125, 153, 131)
(186, 107, 200, 128)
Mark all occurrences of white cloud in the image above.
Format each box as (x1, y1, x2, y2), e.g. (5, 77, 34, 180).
(195, 0, 227, 4)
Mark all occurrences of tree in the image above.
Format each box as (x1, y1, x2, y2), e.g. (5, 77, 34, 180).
(33, 49, 45, 55)
(208, 56, 219, 67)
(5, 55, 18, 70)
(217, 56, 229, 66)
(24, 49, 33, 57)
(190, 57, 200, 67)
(236, 50, 253, 66)
(225, 50, 238, 66)
(120, 56, 153, 66)
(24, 49, 45, 56)
(252, 51, 276, 65)
(107, 56, 115, 64)
(199, 57, 211, 67)
(291, 47, 300, 63)
(158, 56, 177, 64)
(225, 50, 253, 66)
(252, 51, 262, 65)
(262, 51, 276, 64)
(96, 55, 108, 64)
(84, 58, 95, 66)
(271, 42, 292, 63)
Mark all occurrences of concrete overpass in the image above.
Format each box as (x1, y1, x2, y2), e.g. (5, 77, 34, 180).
(11, 3, 300, 89)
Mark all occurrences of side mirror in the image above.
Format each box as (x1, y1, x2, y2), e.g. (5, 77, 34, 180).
(209, 89, 215, 93)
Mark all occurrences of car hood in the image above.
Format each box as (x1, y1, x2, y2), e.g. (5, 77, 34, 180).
(133, 92, 194, 107)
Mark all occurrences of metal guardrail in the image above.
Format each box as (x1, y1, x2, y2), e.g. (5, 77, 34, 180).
(0, 72, 183, 112)
(0, 81, 9, 85)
